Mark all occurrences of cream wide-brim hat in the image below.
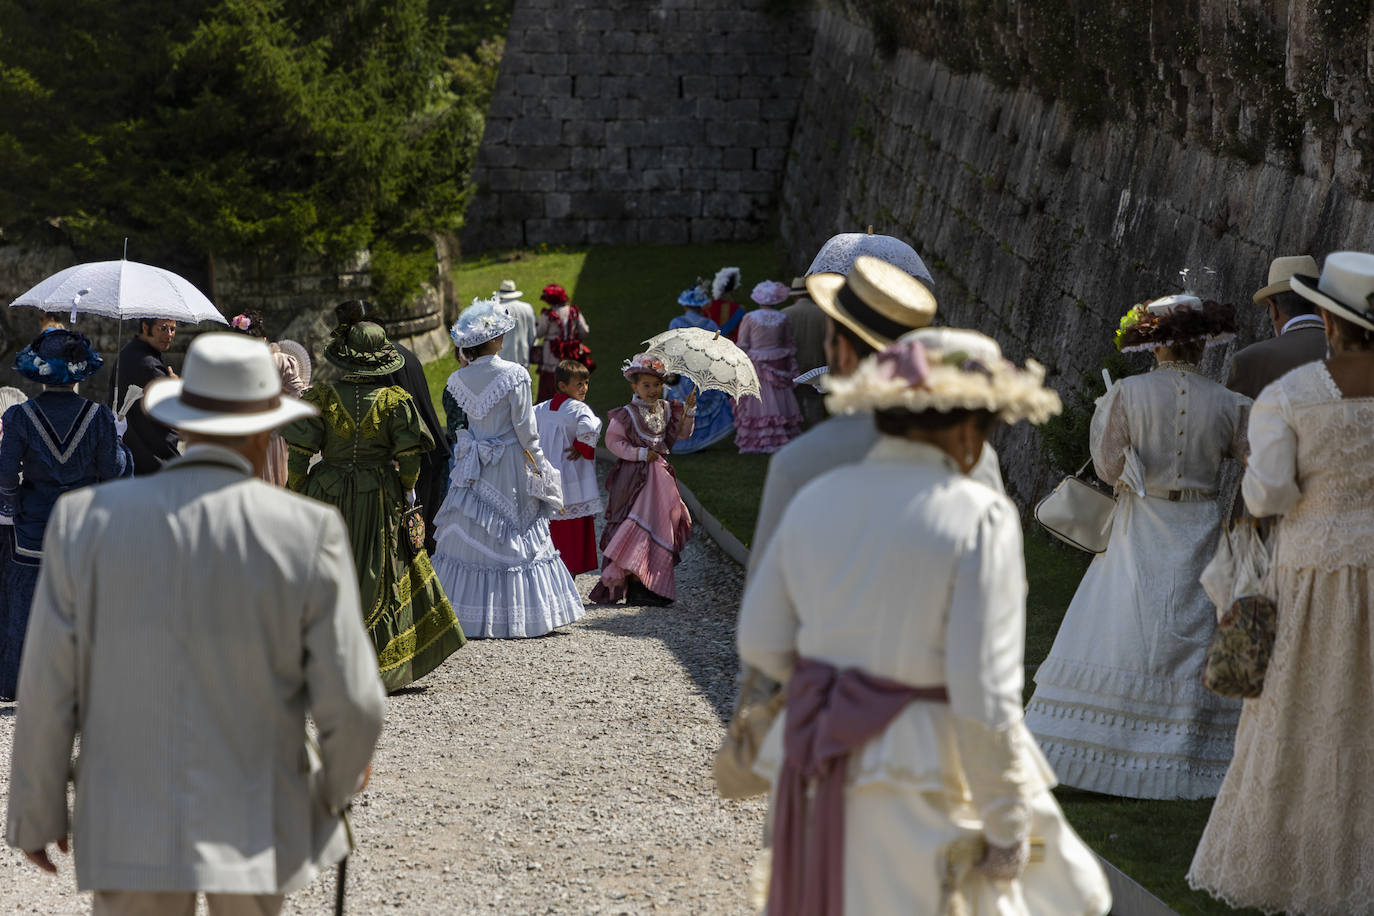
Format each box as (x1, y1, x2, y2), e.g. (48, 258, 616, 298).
(825, 326, 1062, 425)
(1290, 251, 1374, 332)
(806, 255, 937, 352)
(497, 280, 523, 300)
(144, 333, 317, 436)
(1253, 255, 1319, 305)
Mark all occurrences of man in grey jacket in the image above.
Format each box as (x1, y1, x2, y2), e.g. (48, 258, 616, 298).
(7, 333, 387, 915)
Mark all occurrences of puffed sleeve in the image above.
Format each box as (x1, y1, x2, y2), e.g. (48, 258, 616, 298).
(275, 350, 307, 399)
(605, 413, 645, 462)
(947, 499, 1036, 846)
(386, 390, 431, 491)
(282, 387, 327, 491)
(737, 509, 799, 684)
(506, 372, 546, 465)
(1089, 381, 1129, 484)
(736, 313, 755, 352)
(1242, 381, 1300, 517)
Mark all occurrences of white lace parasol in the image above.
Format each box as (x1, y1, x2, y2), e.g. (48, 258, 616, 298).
(641, 327, 761, 401)
(805, 233, 933, 287)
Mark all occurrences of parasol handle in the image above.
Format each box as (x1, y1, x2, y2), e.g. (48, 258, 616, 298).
(714, 329, 720, 340)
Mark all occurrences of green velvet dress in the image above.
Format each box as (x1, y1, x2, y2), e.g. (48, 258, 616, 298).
(283, 378, 464, 691)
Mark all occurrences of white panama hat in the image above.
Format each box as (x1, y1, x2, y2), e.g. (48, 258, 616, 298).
(144, 332, 317, 435)
(1290, 251, 1374, 332)
(496, 279, 524, 300)
(1253, 255, 1319, 305)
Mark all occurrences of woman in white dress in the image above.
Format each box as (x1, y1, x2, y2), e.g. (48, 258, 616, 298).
(739, 327, 1110, 915)
(1189, 252, 1374, 914)
(1025, 295, 1249, 799)
(430, 298, 585, 638)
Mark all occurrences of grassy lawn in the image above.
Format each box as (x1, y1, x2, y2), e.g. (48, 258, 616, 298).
(428, 243, 1256, 914)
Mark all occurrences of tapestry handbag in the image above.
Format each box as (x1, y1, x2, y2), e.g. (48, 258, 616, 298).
(714, 667, 786, 799)
(1033, 458, 1117, 554)
(401, 504, 426, 557)
(1203, 520, 1277, 698)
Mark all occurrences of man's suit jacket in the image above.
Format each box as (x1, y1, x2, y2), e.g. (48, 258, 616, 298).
(1226, 322, 1327, 400)
(112, 338, 179, 475)
(499, 298, 538, 367)
(5, 444, 386, 894)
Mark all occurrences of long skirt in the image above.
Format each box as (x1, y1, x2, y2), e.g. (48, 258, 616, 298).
(735, 356, 802, 454)
(589, 458, 690, 603)
(1024, 493, 1240, 798)
(0, 531, 38, 701)
(549, 515, 598, 575)
(1188, 564, 1374, 914)
(302, 462, 465, 691)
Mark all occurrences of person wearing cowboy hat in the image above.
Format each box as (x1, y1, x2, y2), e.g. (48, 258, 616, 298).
(430, 298, 585, 637)
(492, 280, 538, 376)
(748, 253, 1004, 567)
(1026, 293, 1250, 801)
(1189, 251, 1374, 913)
(0, 328, 131, 701)
(6, 332, 386, 914)
(1225, 255, 1328, 399)
(738, 331, 1111, 915)
(282, 322, 465, 689)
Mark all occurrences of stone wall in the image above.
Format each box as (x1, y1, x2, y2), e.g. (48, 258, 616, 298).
(462, 0, 813, 251)
(780, 7, 1374, 505)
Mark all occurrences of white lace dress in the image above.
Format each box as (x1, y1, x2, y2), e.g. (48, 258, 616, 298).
(1024, 364, 1250, 798)
(430, 355, 585, 638)
(1188, 361, 1374, 914)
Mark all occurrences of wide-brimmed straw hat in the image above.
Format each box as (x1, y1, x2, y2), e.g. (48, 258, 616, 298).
(1290, 250, 1374, 332)
(451, 297, 517, 350)
(144, 333, 317, 435)
(1114, 294, 1237, 353)
(496, 279, 523, 301)
(15, 328, 103, 385)
(325, 321, 404, 375)
(1252, 255, 1319, 305)
(825, 327, 1062, 425)
(807, 255, 937, 351)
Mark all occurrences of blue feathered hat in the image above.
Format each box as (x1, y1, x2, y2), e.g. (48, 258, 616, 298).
(677, 284, 710, 308)
(15, 328, 104, 385)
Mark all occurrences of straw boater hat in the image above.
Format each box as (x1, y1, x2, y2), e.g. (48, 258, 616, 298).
(1290, 250, 1374, 332)
(806, 255, 938, 351)
(1252, 255, 1319, 305)
(825, 327, 1062, 425)
(143, 333, 317, 435)
(324, 321, 404, 375)
(451, 297, 517, 350)
(496, 279, 523, 301)
(1114, 294, 1238, 353)
(15, 328, 104, 385)
(789, 275, 808, 297)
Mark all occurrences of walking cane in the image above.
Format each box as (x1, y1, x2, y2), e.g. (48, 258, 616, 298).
(335, 806, 355, 916)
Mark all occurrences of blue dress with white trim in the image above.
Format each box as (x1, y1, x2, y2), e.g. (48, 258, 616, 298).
(664, 311, 735, 454)
(0, 390, 131, 698)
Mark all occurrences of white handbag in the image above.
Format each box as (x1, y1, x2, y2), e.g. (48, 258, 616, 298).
(1034, 459, 1117, 554)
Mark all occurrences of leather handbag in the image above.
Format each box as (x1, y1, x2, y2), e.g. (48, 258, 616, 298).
(1034, 459, 1117, 554)
(714, 667, 786, 799)
(401, 504, 426, 557)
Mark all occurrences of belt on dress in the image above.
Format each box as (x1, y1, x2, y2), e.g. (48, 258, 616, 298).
(1144, 486, 1217, 502)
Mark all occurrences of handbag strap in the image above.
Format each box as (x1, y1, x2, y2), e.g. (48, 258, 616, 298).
(1074, 457, 1094, 480)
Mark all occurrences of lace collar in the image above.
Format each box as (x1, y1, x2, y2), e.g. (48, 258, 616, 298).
(1154, 360, 1206, 377)
(628, 395, 668, 438)
(446, 357, 527, 419)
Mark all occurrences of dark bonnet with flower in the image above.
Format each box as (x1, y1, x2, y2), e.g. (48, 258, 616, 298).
(1115, 297, 1238, 353)
(15, 328, 104, 385)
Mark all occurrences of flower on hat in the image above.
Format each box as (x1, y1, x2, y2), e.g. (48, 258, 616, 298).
(231, 314, 252, 331)
(677, 285, 710, 308)
(1113, 304, 1147, 350)
(622, 353, 667, 380)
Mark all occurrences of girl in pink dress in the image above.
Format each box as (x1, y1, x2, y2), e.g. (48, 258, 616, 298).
(589, 354, 697, 607)
(734, 280, 802, 453)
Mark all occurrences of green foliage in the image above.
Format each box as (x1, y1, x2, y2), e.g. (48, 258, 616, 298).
(369, 236, 439, 315)
(1039, 350, 1138, 474)
(0, 0, 498, 301)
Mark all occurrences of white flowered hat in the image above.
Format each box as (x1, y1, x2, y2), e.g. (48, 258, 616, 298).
(451, 297, 517, 349)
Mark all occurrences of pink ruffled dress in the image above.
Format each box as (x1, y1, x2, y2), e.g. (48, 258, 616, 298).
(589, 397, 695, 602)
(734, 308, 802, 454)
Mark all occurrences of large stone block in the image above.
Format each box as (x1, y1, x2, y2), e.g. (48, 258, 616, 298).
(723, 146, 753, 170)
(568, 54, 610, 77)
(682, 169, 717, 191)
(523, 29, 563, 54)
(530, 53, 569, 75)
(640, 168, 683, 191)
(484, 169, 523, 191)
(509, 118, 564, 146)
(640, 220, 691, 245)
(522, 171, 559, 193)
(631, 146, 666, 170)
(545, 192, 573, 220)
(561, 120, 606, 146)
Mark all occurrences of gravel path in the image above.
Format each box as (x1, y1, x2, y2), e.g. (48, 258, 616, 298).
(0, 487, 767, 914)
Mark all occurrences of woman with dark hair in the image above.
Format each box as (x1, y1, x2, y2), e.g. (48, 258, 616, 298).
(1189, 252, 1374, 914)
(1025, 294, 1250, 799)
(738, 328, 1108, 914)
(282, 321, 464, 690)
(0, 329, 131, 700)
(229, 309, 310, 485)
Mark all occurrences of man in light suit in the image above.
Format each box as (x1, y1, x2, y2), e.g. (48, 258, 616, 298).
(1227, 254, 1328, 399)
(495, 280, 538, 371)
(7, 333, 387, 915)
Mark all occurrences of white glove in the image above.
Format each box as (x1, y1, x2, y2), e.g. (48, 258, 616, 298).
(115, 417, 128, 438)
(405, 489, 416, 506)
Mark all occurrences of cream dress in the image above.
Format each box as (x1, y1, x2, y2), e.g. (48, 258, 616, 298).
(739, 438, 1110, 915)
(1188, 361, 1374, 914)
(1024, 364, 1249, 798)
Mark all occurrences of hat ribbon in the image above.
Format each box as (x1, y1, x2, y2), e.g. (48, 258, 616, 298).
(837, 282, 916, 342)
(180, 390, 282, 414)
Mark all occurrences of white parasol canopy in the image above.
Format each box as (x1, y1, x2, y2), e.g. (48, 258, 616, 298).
(8, 259, 227, 325)
(641, 327, 761, 401)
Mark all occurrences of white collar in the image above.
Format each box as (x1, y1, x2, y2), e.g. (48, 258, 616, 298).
(1282, 315, 1324, 334)
(865, 436, 962, 474)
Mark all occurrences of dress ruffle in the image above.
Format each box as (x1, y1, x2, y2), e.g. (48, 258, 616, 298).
(431, 537, 584, 639)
